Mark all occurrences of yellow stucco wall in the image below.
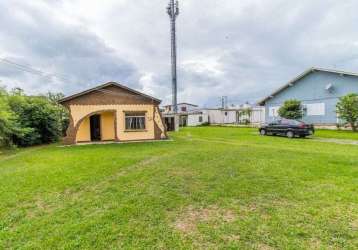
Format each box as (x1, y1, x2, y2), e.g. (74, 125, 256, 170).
(70, 104, 163, 142)
(76, 117, 90, 142)
(101, 112, 115, 140)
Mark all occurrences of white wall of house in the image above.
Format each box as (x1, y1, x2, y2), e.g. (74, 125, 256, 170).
(250, 107, 265, 124)
(163, 103, 198, 114)
(204, 107, 265, 125)
(188, 113, 209, 126)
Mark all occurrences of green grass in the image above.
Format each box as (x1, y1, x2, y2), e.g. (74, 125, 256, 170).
(315, 129, 358, 140)
(0, 127, 357, 249)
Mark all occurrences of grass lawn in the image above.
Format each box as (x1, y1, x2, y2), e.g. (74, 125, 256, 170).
(315, 129, 358, 140)
(0, 127, 357, 249)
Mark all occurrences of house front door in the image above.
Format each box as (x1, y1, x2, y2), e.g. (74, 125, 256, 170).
(90, 115, 101, 141)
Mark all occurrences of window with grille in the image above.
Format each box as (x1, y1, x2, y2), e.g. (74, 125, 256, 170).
(125, 113, 146, 130)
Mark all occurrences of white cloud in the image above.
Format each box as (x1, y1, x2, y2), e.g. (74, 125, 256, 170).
(182, 57, 224, 77)
(1, 0, 358, 106)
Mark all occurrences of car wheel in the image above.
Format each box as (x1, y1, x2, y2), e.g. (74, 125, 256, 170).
(260, 129, 266, 136)
(286, 131, 294, 138)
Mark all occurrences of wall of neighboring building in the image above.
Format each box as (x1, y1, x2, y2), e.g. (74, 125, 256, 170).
(178, 104, 197, 113)
(264, 71, 358, 124)
(204, 109, 232, 124)
(251, 108, 265, 124)
(204, 109, 237, 124)
(163, 103, 198, 114)
(204, 108, 265, 125)
(188, 113, 209, 126)
(238, 107, 265, 124)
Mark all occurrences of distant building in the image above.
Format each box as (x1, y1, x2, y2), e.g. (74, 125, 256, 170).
(202, 106, 264, 125)
(258, 68, 358, 126)
(162, 103, 199, 129)
(163, 103, 198, 114)
(187, 111, 209, 126)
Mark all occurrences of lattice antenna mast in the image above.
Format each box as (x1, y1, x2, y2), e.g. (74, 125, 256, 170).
(167, 0, 179, 113)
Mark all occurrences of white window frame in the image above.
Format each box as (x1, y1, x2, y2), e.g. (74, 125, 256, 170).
(305, 103, 325, 116)
(125, 113, 146, 130)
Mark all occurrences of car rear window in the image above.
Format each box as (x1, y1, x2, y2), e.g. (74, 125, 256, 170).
(281, 119, 302, 125)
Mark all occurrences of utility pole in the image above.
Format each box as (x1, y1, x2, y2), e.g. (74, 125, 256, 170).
(220, 96, 228, 109)
(167, 0, 179, 114)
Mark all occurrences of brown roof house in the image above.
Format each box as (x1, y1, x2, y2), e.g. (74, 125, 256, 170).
(59, 82, 167, 145)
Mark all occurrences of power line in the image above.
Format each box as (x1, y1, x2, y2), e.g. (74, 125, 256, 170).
(0, 57, 72, 82)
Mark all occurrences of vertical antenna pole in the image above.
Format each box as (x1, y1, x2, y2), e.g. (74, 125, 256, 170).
(167, 0, 179, 114)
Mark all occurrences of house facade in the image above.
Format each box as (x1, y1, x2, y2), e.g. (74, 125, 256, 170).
(258, 68, 358, 126)
(59, 82, 167, 144)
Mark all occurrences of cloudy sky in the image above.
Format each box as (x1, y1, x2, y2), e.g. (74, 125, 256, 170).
(1, 0, 358, 107)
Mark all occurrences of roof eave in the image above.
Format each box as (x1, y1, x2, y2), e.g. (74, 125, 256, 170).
(58, 82, 161, 104)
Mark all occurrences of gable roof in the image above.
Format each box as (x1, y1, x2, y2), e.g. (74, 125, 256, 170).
(257, 67, 358, 105)
(59, 82, 161, 104)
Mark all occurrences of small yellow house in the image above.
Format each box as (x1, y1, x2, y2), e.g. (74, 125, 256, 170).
(59, 82, 167, 145)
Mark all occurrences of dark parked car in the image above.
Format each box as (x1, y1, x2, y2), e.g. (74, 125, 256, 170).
(259, 119, 314, 138)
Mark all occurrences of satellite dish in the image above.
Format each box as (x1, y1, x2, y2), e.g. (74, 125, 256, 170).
(325, 83, 334, 93)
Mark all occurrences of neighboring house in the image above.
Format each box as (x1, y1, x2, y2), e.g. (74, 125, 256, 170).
(187, 111, 209, 126)
(162, 103, 199, 129)
(203, 106, 265, 125)
(163, 103, 198, 113)
(258, 68, 358, 126)
(162, 103, 264, 128)
(59, 82, 167, 144)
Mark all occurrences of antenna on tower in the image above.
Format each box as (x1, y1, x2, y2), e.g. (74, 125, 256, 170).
(167, 0, 179, 114)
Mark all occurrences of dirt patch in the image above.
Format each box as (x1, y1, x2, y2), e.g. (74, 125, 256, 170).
(174, 205, 236, 234)
(257, 243, 274, 250)
(350, 219, 358, 230)
(308, 238, 322, 249)
(223, 234, 241, 242)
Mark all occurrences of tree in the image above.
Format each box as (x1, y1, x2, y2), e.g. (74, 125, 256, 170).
(336, 93, 358, 132)
(0, 89, 14, 146)
(278, 99, 303, 120)
(0, 87, 68, 147)
(0, 88, 30, 147)
(45, 92, 69, 136)
(8, 95, 64, 146)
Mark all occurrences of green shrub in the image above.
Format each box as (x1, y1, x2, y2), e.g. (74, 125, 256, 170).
(278, 99, 303, 120)
(336, 93, 358, 132)
(0, 87, 69, 147)
(0, 88, 29, 147)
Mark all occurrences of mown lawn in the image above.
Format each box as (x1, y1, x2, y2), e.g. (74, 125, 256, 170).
(0, 127, 357, 249)
(315, 129, 358, 140)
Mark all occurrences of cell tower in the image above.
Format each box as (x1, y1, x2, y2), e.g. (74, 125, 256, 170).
(167, 0, 179, 113)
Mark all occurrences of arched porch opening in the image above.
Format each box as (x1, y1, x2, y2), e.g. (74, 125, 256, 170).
(75, 110, 117, 143)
